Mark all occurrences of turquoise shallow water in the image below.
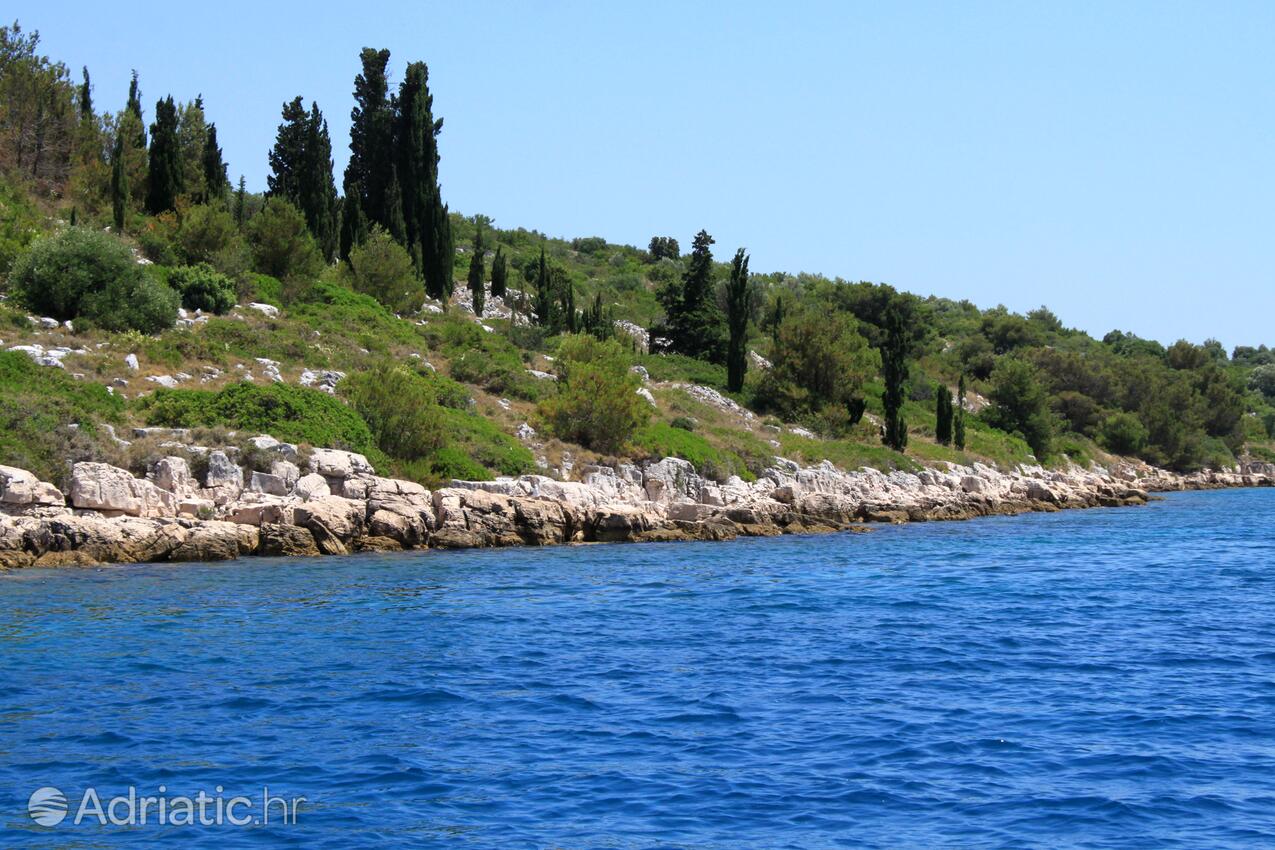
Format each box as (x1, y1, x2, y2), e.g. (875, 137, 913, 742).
(2, 489, 1275, 848)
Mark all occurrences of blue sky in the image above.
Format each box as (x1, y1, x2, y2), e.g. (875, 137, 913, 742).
(15, 1, 1274, 349)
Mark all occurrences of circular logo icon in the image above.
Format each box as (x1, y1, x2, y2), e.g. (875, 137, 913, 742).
(28, 786, 68, 827)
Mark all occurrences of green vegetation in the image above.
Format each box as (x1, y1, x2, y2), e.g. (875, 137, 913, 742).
(0, 19, 1270, 494)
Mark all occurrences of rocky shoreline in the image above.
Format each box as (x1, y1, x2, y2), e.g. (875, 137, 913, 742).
(0, 441, 1271, 569)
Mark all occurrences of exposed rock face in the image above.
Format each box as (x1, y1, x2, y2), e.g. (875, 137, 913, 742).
(1, 447, 1269, 570)
(69, 462, 175, 518)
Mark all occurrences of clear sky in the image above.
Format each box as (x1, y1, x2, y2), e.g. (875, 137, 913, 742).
(13, 1, 1274, 349)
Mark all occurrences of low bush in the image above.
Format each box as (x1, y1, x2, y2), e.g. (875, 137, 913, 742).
(168, 264, 236, 314)
(137, 382, 383, 466)
(540, 335, 650, 453)
(340, 364, 446, 462)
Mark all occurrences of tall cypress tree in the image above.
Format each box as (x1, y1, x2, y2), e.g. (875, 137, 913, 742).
(145, 95, 183, 214)
(881, 302, 910, 452)
(79, 67, 92, 119)
(339, 175, 369, 261)
(201, 123, 227, 204)
(954, 373, 968, 451)
(395, 60, 452, 298)
(125, 70, 145, 148)
(725, 247, 751, 393)
(935, 384, 953, 445)
(490, 246, 507, 298)
(269, 98, 338, 259)
(110, 131, 127, 230)
(657, 229, 725, 360)
(533, 244, 553, 328)
(234, 175, 246, 227)
(344, 48, 394, 233)
(467, 223, 485, 317)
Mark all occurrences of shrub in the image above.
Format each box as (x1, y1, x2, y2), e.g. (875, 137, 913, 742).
(754, 307, 878, 429)
(670, 416, 697, 432)
(983, 357, 1056, 459)
(168, 264, 236, 314)
(539, 334, 650, 453)
(1250, 364, 1275, 400)
(340, 364, 445, 461)
(138, 382, 382, 465)
(176, 204, 240, 266)
(1099, 411, 1149, 456)
(347, 227, 423, 313)
(82, 272, 180, 333)
(247, 197, 323, 287)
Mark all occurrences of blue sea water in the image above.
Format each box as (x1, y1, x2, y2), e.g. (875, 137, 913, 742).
(2, 489, 1275, 848)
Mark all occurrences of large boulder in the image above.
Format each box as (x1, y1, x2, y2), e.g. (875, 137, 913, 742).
(293, 473, 330, 501)
(24, 514, 186, 563)
(0, 465, 63, 508)
(294, 496, 365, 555)
(69, 462, 176, 518)
(258, 523, 320, 557)
(431, 488, 524, 548)
(169, 521, 258, 562)
(308, 448, 375, 482)
(223, 496, 296, 527)
(642, 457, 702, 504)
(248, 471, 289, 497)
(151, 456, 195, 497)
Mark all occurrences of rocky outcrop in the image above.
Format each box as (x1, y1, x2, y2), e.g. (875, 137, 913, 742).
(0, 445, 1269, 570)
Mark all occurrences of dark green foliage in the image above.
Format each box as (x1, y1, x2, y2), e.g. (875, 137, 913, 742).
(338, 176, 368, 260)
(344, 48, 395, 235)
(268, 98, 338, 259)
(578, 292, 613, 341)
(467, 222, 485, 316)
(78, 65, 92, 118)
(200, 123, 227, 203)
(755, 306, 878, 429)
(246, 197, 323, 287)
(1100, 411, 1148, 455)
(656, 229, 725, 361)
(984, 357, 1055, 459)
(9, 227, 177, 331)
(125, 70, 145, 147)
(954, 374, 967, 450)
(540, 335, 651, 453)
(139, 382, 383, 464)
(168, 264, 235, 314)
(725, 248, 751, 393)
(347, 226, 422, 313)
(340, 363, 445, 461)
(670, 416, 696, 432)
(234, 176, 246, 227)
(935, 384, 953, 445)
(145, 95, 183, 214)
(395, 61, 452, 298)
(648, 236, 679, 261)
(1251, 365, 1275, 400)
(109, 131, 127, 230)
(175, 203, 239, 266)
(880, 301, 909, 451)
(490, 246, 507, 298)
(0, 350, 125, 485)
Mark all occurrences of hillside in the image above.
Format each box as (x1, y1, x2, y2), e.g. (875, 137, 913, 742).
(2, 20, 1274, 496)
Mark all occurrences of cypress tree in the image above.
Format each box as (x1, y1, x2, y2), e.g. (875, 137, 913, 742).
(201, 123, 227, 203)
(145, 95, 183, 214)
(269, 98, 338, 259)
(110, 131, 127, 230)
(79, 67, 92, 119)
(935, 384, 953, 445)
(954, 373, 968, 450)
(384, 168, 406, 243)
(770, 294, 785, 347)
(657, 229, 725, 360)
(467, 223, 485, 317)
(344, 48, 394, 232)
(725, 247, 751, 393)
(234, 175, 246, 227)
(339, 175, 369, 261)
(881, 302, 909, 452)
(533, 244, 553, 328)
(490, 246, 507, 298)
(126, 70, 145, 148)
(395, 61, 452, 298)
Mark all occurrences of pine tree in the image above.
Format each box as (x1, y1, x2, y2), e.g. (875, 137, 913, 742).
(881, 302, 909, 452)
(467, 223, 485, 317)
(125, 70, 145, 148)
(145, 95, 183, 214)
(234, 175, 246, 228)
(201, 123, 227, 204)
(935, 384, 953, 445)
(110, 131, 127, 230)
(490, 246, 507, 298)
(954, 373, 968, 451)
(725, 247, 751, 393)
